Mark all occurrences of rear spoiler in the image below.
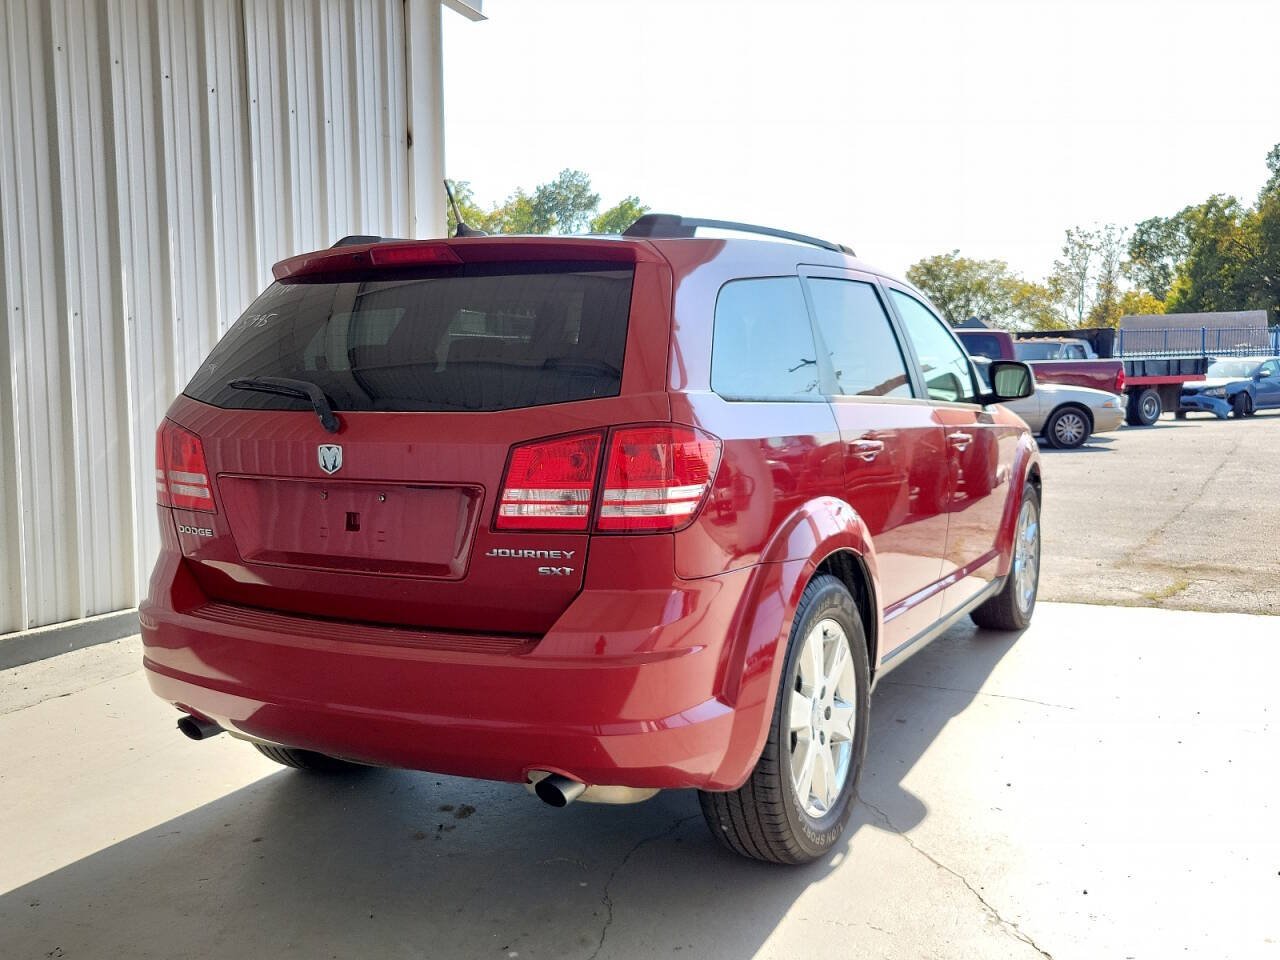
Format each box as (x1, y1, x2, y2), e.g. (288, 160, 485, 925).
(273, 237, 644, 281)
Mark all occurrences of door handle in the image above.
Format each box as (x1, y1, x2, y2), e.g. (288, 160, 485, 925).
(850, 438, 884, 462)
(947, 431, 973, 451)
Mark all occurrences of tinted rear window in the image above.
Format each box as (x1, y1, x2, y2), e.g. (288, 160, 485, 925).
(711, 278, 822, 401)
(958, 333, 1005, 361)
(184, 263, 634, 412)
(1014, 342, 1060, 361)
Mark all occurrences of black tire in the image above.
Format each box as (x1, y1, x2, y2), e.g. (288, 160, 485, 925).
(253, 742, 369, 773)
(1174, 410, 1187, 420)
(1231, 393, 1251, 419)
(971, 482, 1041, 631)
(698, 574, 870, 865)
(1125, 388, 1161, 426)
(1043, 405, 1091, 449)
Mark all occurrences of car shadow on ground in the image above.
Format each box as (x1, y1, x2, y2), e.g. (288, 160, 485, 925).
(0, 621, 1024, 960)
(1037, 438, 1114, 454)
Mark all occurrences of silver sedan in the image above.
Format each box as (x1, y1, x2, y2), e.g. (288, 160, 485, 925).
(974, 358, 1124, 449)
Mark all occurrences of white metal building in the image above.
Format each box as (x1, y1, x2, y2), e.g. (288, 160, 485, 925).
(0, 0, 482, 661)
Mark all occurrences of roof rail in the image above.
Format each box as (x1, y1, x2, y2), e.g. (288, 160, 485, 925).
(331, 234, 409, 248)
(622, 214, 854, 255)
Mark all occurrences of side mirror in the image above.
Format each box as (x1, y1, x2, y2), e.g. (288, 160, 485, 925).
(985, 360, 1034, 403)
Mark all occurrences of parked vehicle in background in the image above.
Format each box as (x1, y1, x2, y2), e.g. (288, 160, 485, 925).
(955, 329, 1126, 395)
(141, 216, 1044, 865)
(1179, 357, 1280, 419)
(1016, 328, 1213, 427)
(973, 358, 1123, 449)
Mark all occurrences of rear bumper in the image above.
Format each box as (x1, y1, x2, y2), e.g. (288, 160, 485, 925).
(140, 549, 763, 792)
(1179, 394, 1230, 418)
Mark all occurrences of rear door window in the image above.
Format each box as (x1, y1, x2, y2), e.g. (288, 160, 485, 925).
(711, 278, 822, 400)
(807, 278, 913, 399)
(184, 263, 634, 412)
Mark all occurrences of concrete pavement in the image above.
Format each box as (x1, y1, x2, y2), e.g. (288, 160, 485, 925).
(2, 602, 1277, 959)
(1038, 409, 1280, 615)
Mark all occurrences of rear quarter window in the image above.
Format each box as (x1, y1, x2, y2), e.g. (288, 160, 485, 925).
(184, 263, 634, 413)
(711, 277, 822, 401)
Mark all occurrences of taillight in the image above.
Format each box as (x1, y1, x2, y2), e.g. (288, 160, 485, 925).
(156, 420, 216, 513)
(1115, 367, 1126, 394)
(496, 432, 603, 531)
(597, 426, 721, 532)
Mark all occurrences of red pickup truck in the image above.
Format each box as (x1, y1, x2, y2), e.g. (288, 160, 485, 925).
(956, 330, 1126, 394)
(957, 328, 1210, 425)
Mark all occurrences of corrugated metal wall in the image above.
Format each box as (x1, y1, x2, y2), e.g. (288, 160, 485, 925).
(0, 0, 446, 634)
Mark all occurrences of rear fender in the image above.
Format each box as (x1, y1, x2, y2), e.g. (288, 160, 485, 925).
(993, 437, 1042, 578)
(707, 497, 879, 790)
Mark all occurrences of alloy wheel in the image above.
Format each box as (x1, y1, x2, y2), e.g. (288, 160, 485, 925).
(1012, 498, 1040, 616)
(788, 618, 857, 818)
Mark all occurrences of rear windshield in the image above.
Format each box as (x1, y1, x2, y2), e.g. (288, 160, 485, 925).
(184, 262, 634, 412)
(957, 333, 1005, 361)
(1014, 342, 1061, 360)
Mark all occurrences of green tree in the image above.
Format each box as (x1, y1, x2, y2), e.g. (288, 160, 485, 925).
(1264, 143, 1280, 198)
(1117, 289, 1165, 317)
(906, 252, 1065, 330)
(445, 170, 644, 238)
(527, 169, 600, 234)
(1007, 279, 1065, 330)
(445, 180, 489, 235)
(1126, 213, 1190, 302)
(590, 196, 649, 235)
(1048, 227, 1095, 325)
(1087, 224, 1128, 327)
(1165, 195, 1252, 314)
(906, 251, 1017, 327)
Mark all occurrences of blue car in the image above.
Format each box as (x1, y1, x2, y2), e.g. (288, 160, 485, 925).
(1179, 356, 1280, 419)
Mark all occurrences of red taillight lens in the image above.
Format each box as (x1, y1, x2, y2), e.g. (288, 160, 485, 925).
(271, 242, 462, 280)
(156, 421, 216, 513)
(367, 242, 464, 268)
(496, 432, 603, 531)
(597, 426, 722, 532)
(1115, 367, 1126, 394)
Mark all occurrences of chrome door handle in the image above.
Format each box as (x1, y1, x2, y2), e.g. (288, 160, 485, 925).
(850, 439, 884, 462)
(947, 432, 973, 451)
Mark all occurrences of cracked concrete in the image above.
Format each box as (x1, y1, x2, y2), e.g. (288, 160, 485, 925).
(878, 678, 1075, 711)
(860, 796, 1053, 959)
(3, 601, 1278, 959)
(587, 814, 701, 960)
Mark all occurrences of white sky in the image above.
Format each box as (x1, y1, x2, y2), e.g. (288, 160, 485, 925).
(443, 0, 1280, 281)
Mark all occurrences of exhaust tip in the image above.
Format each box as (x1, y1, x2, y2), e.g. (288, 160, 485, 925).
(177, 715, 224, 741)
(534, 773, 587, 808)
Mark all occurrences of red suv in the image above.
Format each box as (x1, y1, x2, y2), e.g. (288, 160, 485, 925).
(142, 215, 1042, 864)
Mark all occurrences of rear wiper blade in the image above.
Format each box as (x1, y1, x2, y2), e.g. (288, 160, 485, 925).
(227, 376, 340, 433)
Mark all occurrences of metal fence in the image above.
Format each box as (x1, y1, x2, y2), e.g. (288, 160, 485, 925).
(1117, 325, 1277, 358)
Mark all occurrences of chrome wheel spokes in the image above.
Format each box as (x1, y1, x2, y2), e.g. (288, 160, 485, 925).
(1055, 412, 1086, 446)
(788, 617, 857, 818)
(1012, 498, 1040, 615)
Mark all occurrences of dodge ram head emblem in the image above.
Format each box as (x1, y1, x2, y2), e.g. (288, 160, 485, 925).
(318, 444, 343, 475)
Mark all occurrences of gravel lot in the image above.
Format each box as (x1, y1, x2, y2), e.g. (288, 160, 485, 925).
(1038, 407, 1280, 615)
